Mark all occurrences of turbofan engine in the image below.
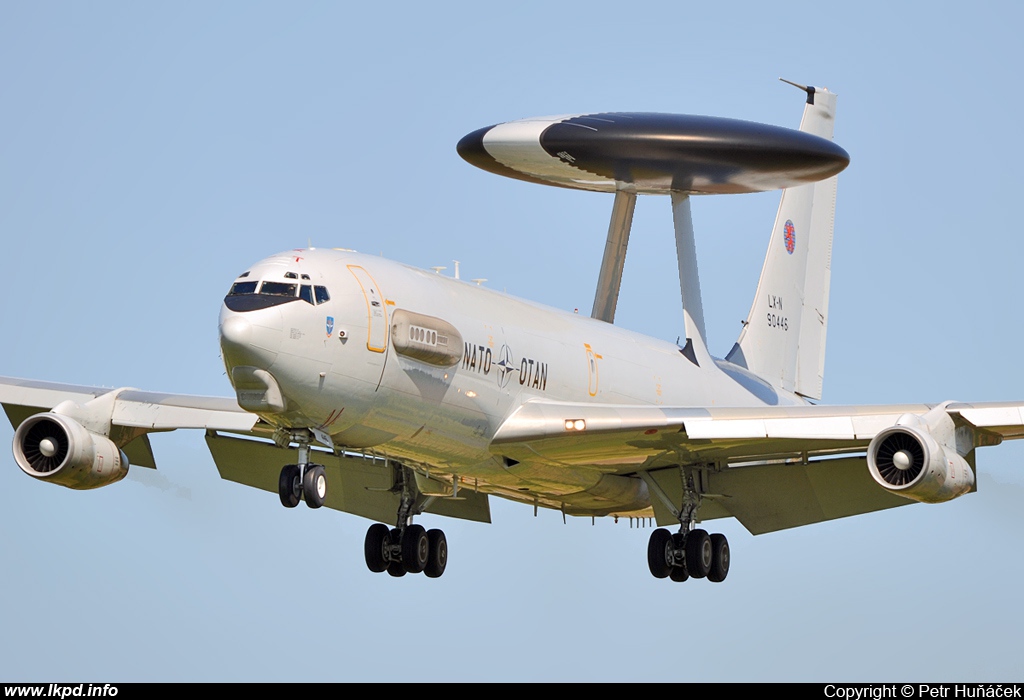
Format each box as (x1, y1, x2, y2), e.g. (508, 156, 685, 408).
(866, 410, 974, 504)
(13, 413, 129, 490)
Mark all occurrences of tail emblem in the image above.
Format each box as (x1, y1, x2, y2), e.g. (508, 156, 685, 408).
(784, 220, 796, 254)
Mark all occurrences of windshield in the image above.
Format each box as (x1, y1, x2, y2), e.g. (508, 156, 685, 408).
(259, 282, 298, 297)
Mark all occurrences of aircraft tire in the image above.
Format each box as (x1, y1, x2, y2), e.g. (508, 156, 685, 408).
(402, 524, 429, 574)
(669, 564, 689, 582)
(647, 529, 673, 579)
(707, 533, 730, 583)
(303, 465, 327, 509)
(364, 523, 391, 573)
(424, 528, 447, 578)
(387, 560, 406, 577)
(278, 465, 300, 508)
(685, 529, 712, 579)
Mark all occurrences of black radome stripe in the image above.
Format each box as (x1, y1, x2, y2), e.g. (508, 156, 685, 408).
(538, 112, 849, 194)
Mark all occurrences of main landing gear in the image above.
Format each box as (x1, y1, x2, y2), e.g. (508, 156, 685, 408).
(363, 461, 449, 578)
(364, 523, 448, 578)
(642, 466, 729, 584)
(277, 432, 327, 509)
(647, 527, 729, 583)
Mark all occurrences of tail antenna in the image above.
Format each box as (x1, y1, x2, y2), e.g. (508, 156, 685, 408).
(779, 77, 817, 105)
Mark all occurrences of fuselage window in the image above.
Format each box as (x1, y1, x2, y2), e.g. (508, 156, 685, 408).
(300, 285, 314, 305)
(314, 286, 330, 304)
(260, 281, 298, 297)
(229, 281, 258, 295)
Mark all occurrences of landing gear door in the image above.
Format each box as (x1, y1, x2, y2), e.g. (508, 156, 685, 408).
(347, 265, 389, 353)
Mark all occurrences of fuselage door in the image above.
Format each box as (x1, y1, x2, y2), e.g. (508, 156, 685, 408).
(347, 265, 389, 353)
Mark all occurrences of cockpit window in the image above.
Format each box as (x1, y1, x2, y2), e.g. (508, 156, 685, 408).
(315, 286, 330, 304)
(260, 281, 298, 297)
(284, 272, 298, 280)
(301, 274, 311, 280)
(229, 281, 258, 295)
(238, 271, 250, 278)
(300, 285, 314, 305)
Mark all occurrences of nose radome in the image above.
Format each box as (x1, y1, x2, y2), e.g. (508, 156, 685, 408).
(220, 315, 251, 348)
(219, 306, 283, 371)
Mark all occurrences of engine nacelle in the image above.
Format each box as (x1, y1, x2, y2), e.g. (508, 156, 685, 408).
(13, 413, 129, 490)
(867, 420, 974, 504)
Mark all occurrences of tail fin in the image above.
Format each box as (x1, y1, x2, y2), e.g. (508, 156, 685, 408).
(725, 86, 840, 401)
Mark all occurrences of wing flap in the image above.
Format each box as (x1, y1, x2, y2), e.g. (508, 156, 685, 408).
(645, 457, 911, 534)
(709, 456, 911, 534)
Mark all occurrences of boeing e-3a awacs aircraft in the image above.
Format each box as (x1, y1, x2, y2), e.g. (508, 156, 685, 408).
(6, 82, 1024, 583)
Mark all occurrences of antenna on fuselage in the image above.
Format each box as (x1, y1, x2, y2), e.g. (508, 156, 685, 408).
(453, 260, 460, 280)
(431, 266, 446, 275)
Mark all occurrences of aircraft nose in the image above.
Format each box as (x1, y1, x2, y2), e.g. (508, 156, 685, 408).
(219, 305, 282, 371)
(221, 314, 251, 347)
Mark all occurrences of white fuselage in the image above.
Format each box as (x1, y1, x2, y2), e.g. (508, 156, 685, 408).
(218, 248, 805, 509)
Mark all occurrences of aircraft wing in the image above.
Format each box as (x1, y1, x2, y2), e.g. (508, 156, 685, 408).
(0, 376, 262, 469)
(0, 376, 492, 525)
(0, 376, 258, 430)
(490, 399, 1021, 466)
(490, 399, 1024, 534)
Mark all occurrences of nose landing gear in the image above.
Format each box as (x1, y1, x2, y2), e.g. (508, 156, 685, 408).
(276, 432, 327, 509)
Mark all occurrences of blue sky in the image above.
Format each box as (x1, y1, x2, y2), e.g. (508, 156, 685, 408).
(2, 1, 1023, 682)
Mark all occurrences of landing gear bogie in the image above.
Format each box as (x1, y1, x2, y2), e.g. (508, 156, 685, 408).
(647, 528, 729, 585)
(364, 522, 450, 578)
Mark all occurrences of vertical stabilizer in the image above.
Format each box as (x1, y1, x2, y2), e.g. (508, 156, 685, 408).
(726, 86, 840, 400)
